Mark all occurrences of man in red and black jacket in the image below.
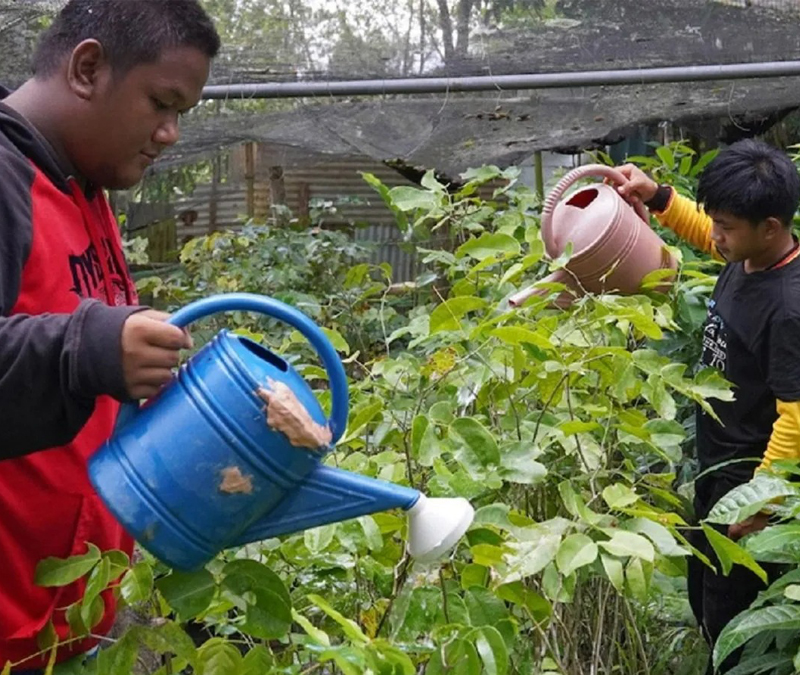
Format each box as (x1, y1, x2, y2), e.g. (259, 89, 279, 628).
(0, 1, 219, 670)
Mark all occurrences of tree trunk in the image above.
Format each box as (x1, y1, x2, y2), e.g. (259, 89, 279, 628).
(455, 0, 472, 56)
(435, 0, 454, 62)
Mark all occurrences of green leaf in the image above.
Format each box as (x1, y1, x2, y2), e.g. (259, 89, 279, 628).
(489, 326, 554, 352)
(156, 568, 216, 620)
(197, 637, 242, 675)
(705, 474, 797, 525)
(456, 233, 521, 261)
(430, 297, 487, 334)
(745, 524, 800, 563)
(221, 560, 292, 639)
(494, 582, 551, 622)
(292, 608, 331, 646)
(714, 605, 800, 666)
(94, 631, 139, 675)
(305, 524, 337, 554)
(598, 530, 655, 562)
(469, 626, 509, 675)
(427, 637, 482, 675)
(623, 518, 688, 557)
(388, 185, 440, 212)
(450, 417, 501, 467)
(625, 557, 651, 603)
(601, 554, 625, 592)
(120, 562, 154, 605)
(465, 587, 510, 630)
(321, 327, 350, 355)
(241, 645, 274, 675)
(307, 593, 368, 644)
(82, 556, 111, 628)
(35, 543, 101, 587)
(702, 523, 767, 583)
(785, 585, 800, 602)
(602, 484, 639, 509)
(556, 534, 598, 576)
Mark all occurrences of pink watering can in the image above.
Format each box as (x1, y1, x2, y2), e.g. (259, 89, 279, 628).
(509, 165, 677, 307)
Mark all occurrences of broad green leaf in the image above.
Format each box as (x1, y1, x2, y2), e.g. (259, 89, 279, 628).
(471, 544, 505, 567)
(602, 484, 639, 509)
(307, 593, 368, 644)
(94, 631, 139, 675)
(343, 401, 383, 441)
(120, 562, 154, 605)
(450, 417, 501, 467)
(745, 523, 800, 563)
(623, 518, 688, 557)
(222, 560, 292, 639)
(35, 543, 101, 587)
(495, 582, 551, 622)
(156, 568, 216, 620)
(625, 558, 650, 603)
(321, 327, 350, 355)
(241, 645, 274, 675)
(388, 186, 440, 212)
(601, 554, 625, 593)
(702, 523, 767, 583)
(503, 531, 561, 583)
(465, 587, 510, 630)
(367, 642, 416, 675)
(82, 556, 111, 628)
(785, 585, 800, 602)
(305, 524, 337, 554)
(469, 626, 509, 675)
(556, 534, 598, 576)
(714, 605, 800, 666)
(457, 233, 521, 261)
(292, 608, 331, 646)
(705, 474, 796, 525)
(461, 564, 489, 589)
(427, 637, 482, 675)
(598, 530, 655, 562)
(489, 326, 554, 352)
(197, 637, 242, 675)
(430, 297, 486, 334)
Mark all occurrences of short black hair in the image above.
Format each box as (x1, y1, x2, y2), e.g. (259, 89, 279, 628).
(697, 139, 800, 227)
(33, 0, 221, 78)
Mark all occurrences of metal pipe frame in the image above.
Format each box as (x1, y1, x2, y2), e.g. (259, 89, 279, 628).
(202, 60, 800, 100)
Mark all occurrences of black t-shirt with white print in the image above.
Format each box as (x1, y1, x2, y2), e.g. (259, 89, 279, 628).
(696, 255, 800, 483)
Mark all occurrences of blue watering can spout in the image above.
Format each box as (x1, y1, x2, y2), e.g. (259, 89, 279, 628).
(233, 465, 420, 545)
(90, 293, 474, 570)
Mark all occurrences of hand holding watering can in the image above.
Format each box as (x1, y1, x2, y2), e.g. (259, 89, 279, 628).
(90, 293, 474, 570)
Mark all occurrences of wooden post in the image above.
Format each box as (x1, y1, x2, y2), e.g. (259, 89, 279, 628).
(244, 142, 256, 220)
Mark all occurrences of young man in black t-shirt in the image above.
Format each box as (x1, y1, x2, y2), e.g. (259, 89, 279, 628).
(616, 139, 800, 674)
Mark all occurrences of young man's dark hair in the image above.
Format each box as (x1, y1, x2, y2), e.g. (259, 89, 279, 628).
(33, 0, 221, 78)
(0, 1, 218, 671)
(697, 138, 800, 227)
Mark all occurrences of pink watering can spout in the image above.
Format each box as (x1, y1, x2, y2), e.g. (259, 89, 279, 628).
(510, 164, 677, 308)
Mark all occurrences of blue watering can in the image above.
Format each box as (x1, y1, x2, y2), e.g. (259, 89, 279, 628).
(89, 293, 474, 570)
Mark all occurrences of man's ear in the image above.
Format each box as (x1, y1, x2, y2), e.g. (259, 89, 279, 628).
(763, 216, 786, 240)
(66, 39, 108, 101)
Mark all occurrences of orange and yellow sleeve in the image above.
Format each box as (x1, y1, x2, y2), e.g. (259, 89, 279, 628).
(652, 189, 723, 261)
(759, 399, 800, 472)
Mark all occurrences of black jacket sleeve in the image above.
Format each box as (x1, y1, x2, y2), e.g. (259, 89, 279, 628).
(0, 145, 140, 460)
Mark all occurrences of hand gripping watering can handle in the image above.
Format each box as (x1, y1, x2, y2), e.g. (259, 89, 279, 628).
(118, 293, 349, 444)
(540, 164, 650, 259)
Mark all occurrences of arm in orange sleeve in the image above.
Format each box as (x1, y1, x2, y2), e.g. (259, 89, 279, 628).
(651, 188, 723, 261)
(758, 399, 800, 472)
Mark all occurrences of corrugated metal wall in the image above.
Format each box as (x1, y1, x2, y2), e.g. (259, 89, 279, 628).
(172, 149, 425, 281)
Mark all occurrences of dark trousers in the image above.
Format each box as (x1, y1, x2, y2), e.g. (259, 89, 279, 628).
(687, 474, 783, 674)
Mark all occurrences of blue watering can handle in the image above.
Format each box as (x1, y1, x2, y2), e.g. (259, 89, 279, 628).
(119, 293, 349, 443)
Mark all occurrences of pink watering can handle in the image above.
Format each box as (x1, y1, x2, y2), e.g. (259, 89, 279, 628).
(540, 163, 650, 259)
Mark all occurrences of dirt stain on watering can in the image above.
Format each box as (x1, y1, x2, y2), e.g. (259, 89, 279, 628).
(219, 466, 254, 494)
(256, 378, 333, 450)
